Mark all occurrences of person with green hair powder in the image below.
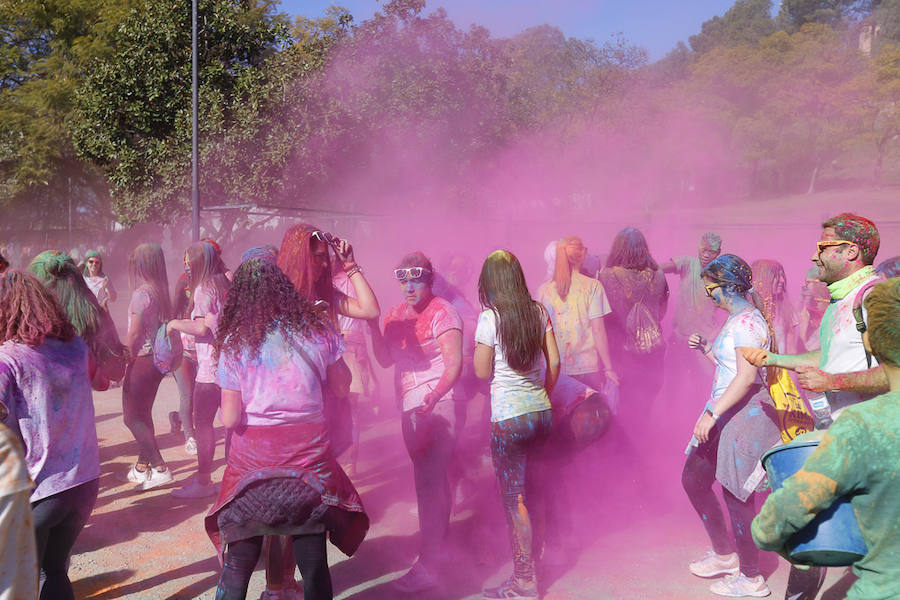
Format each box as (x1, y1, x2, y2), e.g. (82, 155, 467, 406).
(81, 250, 117, 311)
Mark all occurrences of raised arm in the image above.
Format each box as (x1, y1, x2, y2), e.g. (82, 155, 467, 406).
(334, 239, 380, 320)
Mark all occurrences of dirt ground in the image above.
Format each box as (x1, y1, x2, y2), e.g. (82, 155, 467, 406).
(65, 374, 858, 600)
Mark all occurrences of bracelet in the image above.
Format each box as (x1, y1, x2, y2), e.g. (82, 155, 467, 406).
(705, 408, 719, 421)
(345, 265, 362, 278)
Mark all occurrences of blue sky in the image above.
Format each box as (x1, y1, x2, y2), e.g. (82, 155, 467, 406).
(277, 0, 742, 60)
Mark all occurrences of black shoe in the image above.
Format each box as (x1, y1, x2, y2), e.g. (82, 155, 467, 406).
(168, 411, 182, 436)
(483, 577, 538, 599)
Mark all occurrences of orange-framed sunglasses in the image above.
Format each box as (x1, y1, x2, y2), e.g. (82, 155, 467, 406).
(815, 240, 853, 256)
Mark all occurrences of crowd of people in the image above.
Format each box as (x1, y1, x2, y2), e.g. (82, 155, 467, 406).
(0, 212, 899, 600)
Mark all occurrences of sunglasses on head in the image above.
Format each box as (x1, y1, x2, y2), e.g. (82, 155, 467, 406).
(394, 267, 430, 281)
(815, 240, 853, 255)
(311, 230, 341, 248)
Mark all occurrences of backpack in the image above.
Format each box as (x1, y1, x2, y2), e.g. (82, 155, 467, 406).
(852, 277, 884, 369)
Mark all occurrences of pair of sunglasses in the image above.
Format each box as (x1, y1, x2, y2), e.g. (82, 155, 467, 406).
(394, 267, 430, 281)
(312, 230, 342, 248)
(815, 240, 853, 256)
(704, 283, 722, 297)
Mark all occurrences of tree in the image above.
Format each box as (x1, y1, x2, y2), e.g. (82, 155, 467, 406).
(689, 0, 777, 54)
(71, 0, 293, 225)
(776, 0, 880, 29)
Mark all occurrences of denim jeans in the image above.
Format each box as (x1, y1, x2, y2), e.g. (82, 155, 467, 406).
(400, 399, 457, 570)
(490, 409, 552, 584)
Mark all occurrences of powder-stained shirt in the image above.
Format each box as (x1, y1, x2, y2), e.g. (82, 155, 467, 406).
(671, 256, 723, 342)
(708, 308, 769, 407)
(475, 308, 552, 422)
(0, 337, 100, 502)
(818, 274, 881, 414)
(0, 423, 37, 600)
(537, 272, 611, 376)
(83, 274, 115, 306)
(128, 286, 162, 357)
(191, 284, 222, 384)
(383, 296, 462, 412)
(218, 326, 345, 427)
(752, 391, 900, 600)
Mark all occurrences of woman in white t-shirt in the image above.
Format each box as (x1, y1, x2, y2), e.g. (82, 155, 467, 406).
(474, 250, 560, 600)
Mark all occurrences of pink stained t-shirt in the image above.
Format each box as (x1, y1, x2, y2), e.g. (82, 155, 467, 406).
(383, 296, 463, 412)
(191, 284, 222, 384)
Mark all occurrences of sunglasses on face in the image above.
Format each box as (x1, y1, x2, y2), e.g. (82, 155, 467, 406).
(394, 267, 430, 281)
(87, 259, 100, 264)
(815, 240, 853, 256)
(704, 283, 722, 297)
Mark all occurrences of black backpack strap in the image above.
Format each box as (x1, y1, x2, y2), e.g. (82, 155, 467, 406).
(852, 279, 882, 369)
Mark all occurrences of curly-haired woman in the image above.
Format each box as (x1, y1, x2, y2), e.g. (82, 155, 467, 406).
(0, 270, 100, 600)
(206, 256, 368, 600)
(122, 243, 173, 490)
(167, 241, 231, 498)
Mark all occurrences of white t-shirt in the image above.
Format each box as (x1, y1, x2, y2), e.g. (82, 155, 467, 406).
(819, 274, 881, 412)
(708, 308, 769, 407)
(475, 308, 552, 422)
(537, 272, 612, 376)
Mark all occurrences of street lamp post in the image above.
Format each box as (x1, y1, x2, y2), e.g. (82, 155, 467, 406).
(191, 0, 200, 242)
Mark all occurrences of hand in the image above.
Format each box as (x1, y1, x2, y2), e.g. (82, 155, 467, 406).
(693, 411, 716, 444)
(604, 369, 620, 386)
(796, 366, 833, 393)
(688, 333, 709, 354)
(335, 239, 355, 267)
(740, 346, 769, 368)
(415, 391, 439, 416)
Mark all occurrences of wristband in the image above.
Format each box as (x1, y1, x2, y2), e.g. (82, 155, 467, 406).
(345, 265, 362, 278)
(705, 408, 719, 421)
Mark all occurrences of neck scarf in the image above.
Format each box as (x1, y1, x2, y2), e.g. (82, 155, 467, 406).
(827, 265, 876, 301)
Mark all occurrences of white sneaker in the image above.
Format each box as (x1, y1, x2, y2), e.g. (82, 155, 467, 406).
(185, 437, 198, 455)
(122, 464, 148, 484)
(710, 573, 771, 597)
(689, 550, 740, 578)
(392, 561, 438, 593)
(140, 466, 173, 491)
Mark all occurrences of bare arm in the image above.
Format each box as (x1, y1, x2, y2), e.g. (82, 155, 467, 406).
(660, 259, 677, 274)
(694, 349, 759, 443)
(221, 389, 242, 429)
(797, 365, 889, 395)
(689, 333, 718, 365)
(326, 358, 352, 398)
(418, 329, 463, 415)
(105, 277, 117, 303)
(334, 239, 380, 320)
(367, 319, 394, 368)
(167, 317, 210, 338)
(543, 328, 561, 398)
(590, 316, 618, 385)
(741, 347, 821, 371)
(473, 342, 493, 380)
(125, 310, 143, 356)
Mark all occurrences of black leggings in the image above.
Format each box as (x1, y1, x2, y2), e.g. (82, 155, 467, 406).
(682, 425, 760, 578)
(32, 478, 99, 600)
(215, 533, 331, 600)
(193, 382, 221, 480)
(173, 355, 198, 439)
(122, 354, 165, 466)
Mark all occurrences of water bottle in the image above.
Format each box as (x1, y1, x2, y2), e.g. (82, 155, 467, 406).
(808, 393, 833, 430)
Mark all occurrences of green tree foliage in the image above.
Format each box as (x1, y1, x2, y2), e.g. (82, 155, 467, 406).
(777, 0, 880, 29)
(71, 0, 292, 225)
(689, 0, 777, 54)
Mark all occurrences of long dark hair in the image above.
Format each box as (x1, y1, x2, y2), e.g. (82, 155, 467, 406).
(478, 250, 544, 373)
(0, 270, 75, 347)
(606, 228, 658, 271)
(185, 241, 231, 312)
(129, 243, 171, 320)
(218, 258, 330, 358)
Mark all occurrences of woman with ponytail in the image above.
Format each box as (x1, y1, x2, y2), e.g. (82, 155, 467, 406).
(751, 260, 801, 354)
(537, 236, 617, 390)
(681, 254, 780, 598)
(474, 250, 560, 599)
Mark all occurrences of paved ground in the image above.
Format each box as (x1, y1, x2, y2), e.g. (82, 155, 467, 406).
(69, 378, 855, 600)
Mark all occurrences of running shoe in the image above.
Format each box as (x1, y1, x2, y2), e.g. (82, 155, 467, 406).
(710, 573, 771, 597)
(122, 464, 148, 484)
(184, 437, 198, 455)
(140, 466, 173, 491)
(172, 476, 217, 499)
(482, 576, 538, 599)
(689, 549, 740, 578)
(392, 561, 438, 593)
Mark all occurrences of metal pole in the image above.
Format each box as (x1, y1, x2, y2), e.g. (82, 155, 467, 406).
(191, 0, 200, 242)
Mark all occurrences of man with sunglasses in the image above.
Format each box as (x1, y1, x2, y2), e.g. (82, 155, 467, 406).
(743, 213, 889, 600)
